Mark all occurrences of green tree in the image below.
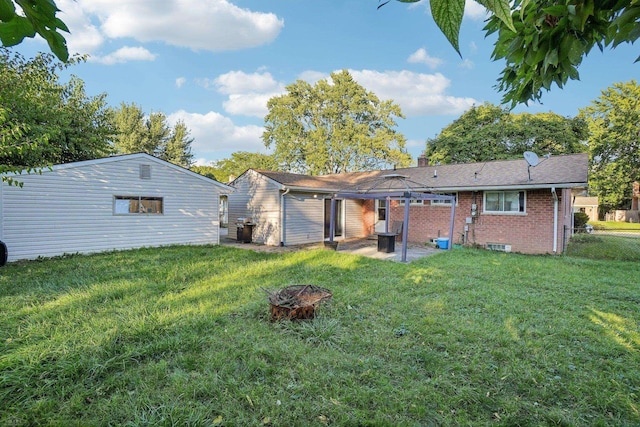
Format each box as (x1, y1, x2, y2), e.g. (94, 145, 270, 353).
(0, 0, 69, 61)
(263, 70, 411, 175)
(162, 120, 194, 168)
(385, 0, 639, 105)
(111, 103, 194, 168)
(190, 165, 219, 181)
(0, 49, 113, 180)
(425, 102, 588, 164)
(579, 80, 640, 210)
(214, 151, 279, 182)
(191, 152, 278, 183)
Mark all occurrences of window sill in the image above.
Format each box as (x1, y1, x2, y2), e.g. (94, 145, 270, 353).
(482, 212, 527, 216)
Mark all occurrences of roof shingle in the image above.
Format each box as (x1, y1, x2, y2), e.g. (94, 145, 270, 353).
(250, 153, 588, 192)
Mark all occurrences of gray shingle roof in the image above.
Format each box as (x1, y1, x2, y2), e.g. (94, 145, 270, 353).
(253, 153, 588, 192)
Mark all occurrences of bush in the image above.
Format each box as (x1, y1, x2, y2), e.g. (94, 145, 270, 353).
(574, 212, 589, 230)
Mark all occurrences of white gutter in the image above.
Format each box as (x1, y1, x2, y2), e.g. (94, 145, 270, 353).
(279, 187, 291, 246)
(551, 187, 558, 253)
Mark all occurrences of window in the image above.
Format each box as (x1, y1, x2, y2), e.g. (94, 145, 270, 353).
(139, 164, 151, 179)
(398, 199, 424, 206)
(114, 196, 163, 214)
(431, 192, 457, 206)
(484, 191, 525, 213)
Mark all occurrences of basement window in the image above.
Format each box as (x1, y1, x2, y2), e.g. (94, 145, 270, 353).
(114, 196, 163, 214)
(487, 243, 512, 252)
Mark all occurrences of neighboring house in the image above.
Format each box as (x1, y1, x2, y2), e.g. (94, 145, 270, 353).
(229, 153, 588, 254)
(0, 153, 233, 262)
(573, 196, 599, 222)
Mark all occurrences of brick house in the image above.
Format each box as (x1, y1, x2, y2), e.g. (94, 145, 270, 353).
(229, 153, 588, 254)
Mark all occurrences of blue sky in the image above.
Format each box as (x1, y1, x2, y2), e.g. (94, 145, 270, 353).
(14, 0, 639, 166)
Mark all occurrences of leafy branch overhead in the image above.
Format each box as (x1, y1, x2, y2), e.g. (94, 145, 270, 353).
(382, 0, 639, 106)
(0, 0, 69, 61)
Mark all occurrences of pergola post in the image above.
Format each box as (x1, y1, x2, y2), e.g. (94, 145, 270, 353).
(384, 196, 390, 233)
(448, 198, 456, 251)
(401, 192, 411, 262)
(329, 196, 336, 243)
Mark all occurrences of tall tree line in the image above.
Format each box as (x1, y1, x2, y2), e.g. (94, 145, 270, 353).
(0, 49, 194, 185)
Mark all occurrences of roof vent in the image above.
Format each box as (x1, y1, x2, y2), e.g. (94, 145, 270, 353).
(140, 164, 151, 179)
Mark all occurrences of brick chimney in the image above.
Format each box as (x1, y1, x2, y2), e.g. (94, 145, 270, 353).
(417, 154, 428, 167)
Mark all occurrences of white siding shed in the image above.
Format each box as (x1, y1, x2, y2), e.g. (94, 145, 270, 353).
(0, 153, 233, 262)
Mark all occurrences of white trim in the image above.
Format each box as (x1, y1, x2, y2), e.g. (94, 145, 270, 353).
(431, 192, 458, 206)
(483, 190, 527, 214)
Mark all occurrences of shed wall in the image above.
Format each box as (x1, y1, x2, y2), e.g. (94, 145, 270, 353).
(228, 172, 281, 245)
(284, 195, 324, 245)
(1, 157, 221, 262)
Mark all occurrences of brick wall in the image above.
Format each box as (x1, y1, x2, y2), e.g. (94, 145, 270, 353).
(383, 189, 564, 254)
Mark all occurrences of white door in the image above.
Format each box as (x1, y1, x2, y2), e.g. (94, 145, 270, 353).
(374, 199, 387, 233)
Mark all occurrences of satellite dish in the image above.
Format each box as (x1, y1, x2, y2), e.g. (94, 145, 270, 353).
(523, 151, 539, 167)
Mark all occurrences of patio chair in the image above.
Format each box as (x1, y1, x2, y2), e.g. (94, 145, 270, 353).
(391, 220, 403, 242)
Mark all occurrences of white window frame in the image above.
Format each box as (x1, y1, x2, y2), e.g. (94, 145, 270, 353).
(431, 192, 458, 206)
(398, 199, 424, 206)
(483, 190, 526, 214)
(113, 196, 164, 215)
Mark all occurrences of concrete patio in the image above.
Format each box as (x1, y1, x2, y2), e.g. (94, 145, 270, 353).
(220, 232, 443, 263)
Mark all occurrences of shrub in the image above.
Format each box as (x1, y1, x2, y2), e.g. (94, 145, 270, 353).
(573, 212, 589, 231)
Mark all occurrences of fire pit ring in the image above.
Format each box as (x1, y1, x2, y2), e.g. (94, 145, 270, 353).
(264, 285, 332, 321)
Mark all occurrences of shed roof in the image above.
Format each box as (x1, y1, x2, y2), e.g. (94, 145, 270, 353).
(4, 153, 235, 193)
(250, 153, 588, 192)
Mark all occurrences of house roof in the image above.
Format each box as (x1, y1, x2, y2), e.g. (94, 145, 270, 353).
(574, 196, 599, 206)
(5, 153, 235, 193)
(250, 153, 588, 193)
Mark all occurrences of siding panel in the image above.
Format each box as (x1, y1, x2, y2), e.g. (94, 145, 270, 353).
(284, 195, 324, 245)
(1, 156, 223, 261)
(228, 171, 281, 245)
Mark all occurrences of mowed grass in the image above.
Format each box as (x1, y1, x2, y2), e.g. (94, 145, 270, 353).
(590, 221, 640, 231)
(0, 243, 639, 426)
(567, 233, 640, 261)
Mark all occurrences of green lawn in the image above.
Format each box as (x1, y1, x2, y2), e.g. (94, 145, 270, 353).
(1, 243, 638, 426)
(590, 221, 640, 231)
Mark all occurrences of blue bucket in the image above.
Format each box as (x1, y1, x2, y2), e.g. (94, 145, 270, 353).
(436, 238, 449, 249)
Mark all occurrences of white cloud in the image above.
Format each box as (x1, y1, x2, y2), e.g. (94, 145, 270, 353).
(223, 93, 278, 118)
(167, 110, 265, 157)
(297, 70, 328, 85)
(91, 46, 157, 65)
(58, 0, 104, 55)
(464, 1, 488, 20)
(203, 71, 286, 117)
(349, 69, 477, 116)
(407, 48, 443, 70)
(77, 0, 284, 52)
(459, 59, 474, 69)
(214, 71, 282, 95)
(176, 77, 187, 88)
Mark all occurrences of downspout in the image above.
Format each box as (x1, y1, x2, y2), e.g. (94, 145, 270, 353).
(279, 187, 290, 246)
(551, 187, 558, 253)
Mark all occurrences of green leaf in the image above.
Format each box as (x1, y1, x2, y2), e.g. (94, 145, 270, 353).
(0, 0, 16, 22)
(0, 16, 35, 46)
(477, 0, 516, 32)
(430, 0, 464, 55)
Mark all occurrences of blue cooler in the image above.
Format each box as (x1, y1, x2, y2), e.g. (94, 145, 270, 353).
(436, 238, 449, 249)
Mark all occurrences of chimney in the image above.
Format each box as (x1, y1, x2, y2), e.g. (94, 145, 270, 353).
(417, 154, 429, 167)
